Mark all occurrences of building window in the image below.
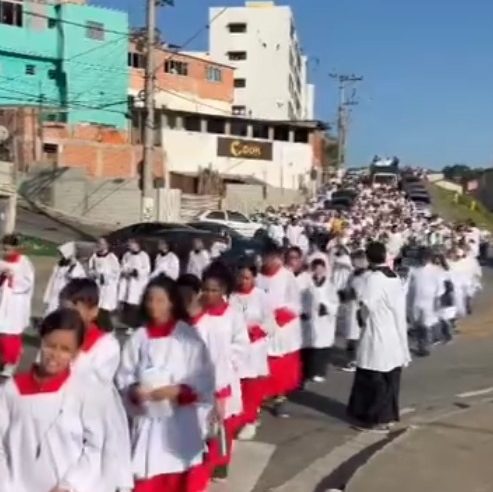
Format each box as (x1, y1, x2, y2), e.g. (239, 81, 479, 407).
(231, 120, 248, 137)
(207, 118, 225, 134)
(164, 60, 188, 76)
(294, 128, 309, 143)
(228, 23, 247, 33)
(232, 105, 246, 116)
(183, 116, 201, 132)
(253, 123, 269, 140)
(48, 17, 56, 28)
(86, 21, 105, 41)
(0, 1, 23, 27)
(227, 51, 247, 61)
(234, 78, 246, 88)
(206, 66, 222, 82)
(48, 69, 57, 80)
(128, 52, 145, 69)
(25, 64, 36, 76)
(274, 126, 289, 141)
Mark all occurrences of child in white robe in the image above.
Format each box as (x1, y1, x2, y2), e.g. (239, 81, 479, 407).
(88, 237, 121, 331)
(304, 259, 339, 382)
(186, 238, 211, 279)
(44, 241, 86, 315)
(151, 240, 180, 280)
(0, 234, 35, 377)
(59, 278, 133, 492)
(257, 244, 302, 419)
(230, 263, 272, 441)
(118, 238, 151, 329)
(117, 275, 214, 492)
(190, 264, 249, 482)
(0, 308, 111, 492)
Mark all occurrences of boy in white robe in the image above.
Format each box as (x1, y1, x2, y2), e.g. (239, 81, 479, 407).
(347, 242, 411, 433)
(151, 239, 180, 280)
(0, 308, 112, 492)
(118, 238, 151, 330)
(88, 237, 121, 331)
(0, 234, 35, 378)
(303, 259, 339, 382)
(43, 241, 85, 315)
(186, 238, 211, 279)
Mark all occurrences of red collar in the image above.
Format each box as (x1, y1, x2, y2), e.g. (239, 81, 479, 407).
(146, 320, 177, 339)
(14, 366, 71, 395)
(237, 285, 255, 295)
(5, 252, 21, 263)
(206, 302, 229, 316)
(190, 311, 206, 326)
(81, 324, 105, 352)
(262, 264, 282, 277)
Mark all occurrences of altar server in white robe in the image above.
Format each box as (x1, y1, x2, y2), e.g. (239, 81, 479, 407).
(407, 247, 445, 356)
(88, 237, 120, 331)
(347, 242, 411, 433)
(192, 264, 249, 482)
(0, 234, 35, 377)
(44, 241, 86, 315)
(0, 308, 111, 492)
(151, 239, 180, 280)
(303, 258, 340, 382)
(186, 238, 211, 279)
(118, 238, 151, 329)
(59, 278, 134, 492)
(117, 275, 214, 492)
(257, 243, 302, 418)
(230, 262, 272, 440)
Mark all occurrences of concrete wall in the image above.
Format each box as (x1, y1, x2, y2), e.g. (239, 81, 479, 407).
(475, 171, 493, 211)
(224, 183, 304, 214)
(20, 166, 180, 226)
(433, 179, 463, 194)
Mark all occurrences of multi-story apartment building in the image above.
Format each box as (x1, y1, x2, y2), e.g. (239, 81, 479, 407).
(209, 1, 315, 121)
(0, 0, 129, 129)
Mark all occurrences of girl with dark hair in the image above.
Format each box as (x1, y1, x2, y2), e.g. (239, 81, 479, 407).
(191, 263, 249, 483)
(0, 308, 111, 492)
(59, 278, 133, 492)
(230, 262, 272, 441)
(0, 234, 35, 378)
(117, 274, 214, 492)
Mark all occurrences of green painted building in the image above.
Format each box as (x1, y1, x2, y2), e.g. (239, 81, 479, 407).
(0, 0, 129, 129)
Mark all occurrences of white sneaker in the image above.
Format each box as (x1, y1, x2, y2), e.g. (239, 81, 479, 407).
(237, 423, 257, 441)
(0, 364, 16, 378)
(311, 376, 326, 383)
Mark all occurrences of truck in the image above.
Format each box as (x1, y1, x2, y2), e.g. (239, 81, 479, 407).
(369, 156, 399, 187)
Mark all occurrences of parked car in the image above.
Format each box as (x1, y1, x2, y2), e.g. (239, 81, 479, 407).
(196, 210, 263, 238)
(105, 222, 223, 265)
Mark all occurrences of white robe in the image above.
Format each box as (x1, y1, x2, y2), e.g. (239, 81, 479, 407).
(186, 250, 210, 279)
(88, 252, 121, 311)
(344, 270, 370, 341)
(193, 306, 249, 419)
(73, 331, 133, 491)
(116, 322, 214, 478)
(407, 263, 445, 328)
(151, 251, 180, 280)
(230, 287, 272, 379)
(0, 255, 34, 335)
(305, 277, 339, 348)
(0, 371, 110, 492)
(356, 269, 411, 372)
(257, 267, 302, 356)
(118, 251, 151, 306)
(43, 260, 86, 315)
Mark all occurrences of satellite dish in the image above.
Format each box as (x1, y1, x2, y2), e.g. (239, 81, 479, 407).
(0, 126, 9, 143)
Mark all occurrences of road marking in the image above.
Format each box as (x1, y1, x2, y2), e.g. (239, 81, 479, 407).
(400, 407, 416, 416)
(456, 387, 493, 399)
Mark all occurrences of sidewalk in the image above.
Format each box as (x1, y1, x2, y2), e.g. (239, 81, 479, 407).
(346, 402, 493, 492)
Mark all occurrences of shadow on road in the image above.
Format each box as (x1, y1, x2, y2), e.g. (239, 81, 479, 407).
(289, 389, 350, 424)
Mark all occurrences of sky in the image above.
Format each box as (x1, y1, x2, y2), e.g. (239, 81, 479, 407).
(94, 0, 493, 169)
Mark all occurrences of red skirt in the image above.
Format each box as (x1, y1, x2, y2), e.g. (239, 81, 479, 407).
(134, 464, 207, 492)
(240, 377, 268, 425)
(0, 334, 22, 366)
(265, 351, 301, 399)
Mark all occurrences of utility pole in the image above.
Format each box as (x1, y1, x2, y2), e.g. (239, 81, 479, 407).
(141, 0, 157, 222)
(329, 73, 363, 169)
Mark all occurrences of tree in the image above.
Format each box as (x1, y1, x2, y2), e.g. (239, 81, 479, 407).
(442, 164, 480, 182)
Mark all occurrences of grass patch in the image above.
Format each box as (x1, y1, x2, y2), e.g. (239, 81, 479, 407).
(19, 235, 58, 257)
(428, 184, 493, 231)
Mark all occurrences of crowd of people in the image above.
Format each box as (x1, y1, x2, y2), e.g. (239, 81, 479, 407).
(0, 172, 487, 492)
